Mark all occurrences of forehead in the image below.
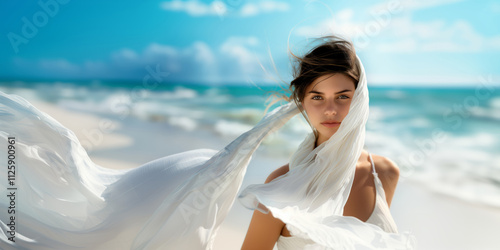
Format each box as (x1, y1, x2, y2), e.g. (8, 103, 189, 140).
(307, 73, 356, 92)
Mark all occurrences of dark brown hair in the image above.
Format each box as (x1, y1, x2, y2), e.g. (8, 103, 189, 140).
(289, 36, 360, 104)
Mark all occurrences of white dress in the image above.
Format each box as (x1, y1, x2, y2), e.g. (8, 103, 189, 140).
(276, 153, 398, 249)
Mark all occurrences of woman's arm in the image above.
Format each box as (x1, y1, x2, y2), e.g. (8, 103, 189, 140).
(241, 164, 289, 250)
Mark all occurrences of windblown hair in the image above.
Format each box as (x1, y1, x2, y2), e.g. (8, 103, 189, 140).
(289, 36, 360, 104)
(275, 36, 361, 138)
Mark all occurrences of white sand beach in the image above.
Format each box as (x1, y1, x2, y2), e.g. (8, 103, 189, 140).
(31, 99, 500, 250)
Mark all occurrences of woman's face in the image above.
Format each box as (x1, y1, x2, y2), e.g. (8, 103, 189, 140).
(302, 73, 356, 146)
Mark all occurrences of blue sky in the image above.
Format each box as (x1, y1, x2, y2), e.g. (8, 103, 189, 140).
(1, 0, 499, 86)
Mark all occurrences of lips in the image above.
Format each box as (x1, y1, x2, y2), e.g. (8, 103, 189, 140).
(321, 121, 341, 128)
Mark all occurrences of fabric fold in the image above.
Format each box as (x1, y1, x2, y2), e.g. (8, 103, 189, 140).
(0, 91, 299, 249)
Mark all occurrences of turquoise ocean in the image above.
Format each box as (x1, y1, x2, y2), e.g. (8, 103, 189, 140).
(1, 80, 499, 208)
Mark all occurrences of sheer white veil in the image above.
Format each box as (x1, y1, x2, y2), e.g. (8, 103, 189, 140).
(239, 56, 416, 249)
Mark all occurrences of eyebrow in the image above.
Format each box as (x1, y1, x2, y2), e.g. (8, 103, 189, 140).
(308, 89, 353, 95)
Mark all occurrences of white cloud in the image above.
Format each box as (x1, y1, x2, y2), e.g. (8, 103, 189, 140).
(295, 8, 359, 38)
(295, 6, 500, 53)
(160, 0, 289, 17)
(399, 0, 463, 11)
(487, 36, 500, 50)
(115, 42, 217, 77)
(113, 49, 137, 60)
(367, 73, 500, 86)
(376, 17, 500, 53)
(369, 0, 463, 13)
(240, 1, 290, 17)
(290, 1, 499, 86)
(191, 41, 216, 64)
(492, 2, 500, 13)
(375, 38, 417, 53)
(161, 0, 227, 16)
(11, 37, 268, 84)
(336, 8, 354, 21)
(295, 7, 399, 50)
(143, 43, 178, 57)
(220, 37, 261, 76)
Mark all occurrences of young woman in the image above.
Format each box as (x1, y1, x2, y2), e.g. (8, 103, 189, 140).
(241, 37, 401, 249)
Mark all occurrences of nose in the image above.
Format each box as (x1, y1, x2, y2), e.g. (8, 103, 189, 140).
(324, 100, 337, 116)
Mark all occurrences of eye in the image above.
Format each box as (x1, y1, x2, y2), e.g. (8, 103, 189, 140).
(311, 95, 323, 100)
(338, 95, 350, 99)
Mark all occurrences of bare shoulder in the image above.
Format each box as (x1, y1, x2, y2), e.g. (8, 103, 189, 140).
(372, 154, 399, 181)
(265, 164, 290, 184)
(371, 154, 400, 207)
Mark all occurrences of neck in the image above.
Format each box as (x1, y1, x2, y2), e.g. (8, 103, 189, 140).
(315, 135, 328, 148)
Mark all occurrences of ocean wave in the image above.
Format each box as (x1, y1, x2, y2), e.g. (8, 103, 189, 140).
(2, 82, 500, 208)
(167, 116, 198, 131)
(214, 120, 253, 137)
(133, 102, 204, 119)
(407, 117, 432, 128)
(489, 97, 500, 109)
(58, 93, 131, 116)
(384, 131, 500, 208)
(451, 132, 497, 147)
(412, 169, 500, 208)
(217, 108, 263, 124)
(0, 87, 40, 102)
(156, 87, 198, 99)
(285, 116, 311, 134)
(469, 106, 500, 121)
(385, 90, 406, 99)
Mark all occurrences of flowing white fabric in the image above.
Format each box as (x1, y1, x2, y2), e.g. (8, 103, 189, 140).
(275, 153, 399, 250)
(0, 91, 298, 249)
(0, 56, 415, 249)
